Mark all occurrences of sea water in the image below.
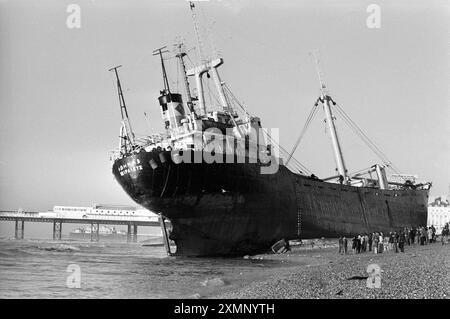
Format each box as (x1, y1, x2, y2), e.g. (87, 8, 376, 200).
(0, 238, 291, 298)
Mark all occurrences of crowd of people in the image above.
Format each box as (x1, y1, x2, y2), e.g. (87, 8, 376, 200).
(338, 223, 450, 255)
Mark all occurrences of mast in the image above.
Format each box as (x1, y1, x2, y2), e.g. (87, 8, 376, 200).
(209, 59, 230, 112)
(187, 2, 230, 114)
(175, 43, 195, 114)
(108, 65, 135, 150)
(189, 1, 206, 63)
(187, 1, 207, 115)
(152, 46, 171, 94)
(312, 53, 348, 182)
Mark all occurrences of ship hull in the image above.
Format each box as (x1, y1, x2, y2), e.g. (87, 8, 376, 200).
(112, 150, 428, 256)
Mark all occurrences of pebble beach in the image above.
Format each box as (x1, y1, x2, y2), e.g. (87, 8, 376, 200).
(216, 240, 450, 299)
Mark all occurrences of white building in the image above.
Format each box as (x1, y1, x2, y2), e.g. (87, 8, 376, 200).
(427, 197, 450, 234)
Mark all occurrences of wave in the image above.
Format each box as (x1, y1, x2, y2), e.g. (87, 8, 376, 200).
(38, 244, 81, 252)
(0, 246, 37, 258)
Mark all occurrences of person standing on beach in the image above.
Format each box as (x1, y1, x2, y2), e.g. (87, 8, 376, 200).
(383, 234, 389, 253)
(393, 231, 399, 253)
(338, 236, 343, 254)
(420, 227, 426, 245)
(389, 232, 394, 251)
(427, 227, 433, 244)
(399, 230, 406, 253)
(379, 233, 384, 254)
(409, 228, 415, 245)
(442, 223, 449, 245)
(421, 227, 427, 245)
(363, 234, 368, 252)
(368, 233, 373, 252)
(352, 236, 358, 254)
(415, 227, 420, 245)
(358, 235, 363, 253)
(373, 232, 379, 254)
(343, 237, 348, 254)
(356, 235, 361, 254)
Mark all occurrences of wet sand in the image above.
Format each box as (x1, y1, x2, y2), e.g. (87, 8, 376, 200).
(213, 240, 450, 299)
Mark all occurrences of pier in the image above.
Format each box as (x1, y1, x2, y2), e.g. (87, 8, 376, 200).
(0, 210, 164, 243)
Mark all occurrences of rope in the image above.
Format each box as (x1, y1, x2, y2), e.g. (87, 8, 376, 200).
(176, 58, 179, 93)
(286, 101, 319, 165)
(262, 128, 312, 175)
(348, 166, 374, 176)
(331, 101, 403, 177)
(222, 84, 313, 175)
(223, 84, 250, 117)
(204, 75, 221, 112)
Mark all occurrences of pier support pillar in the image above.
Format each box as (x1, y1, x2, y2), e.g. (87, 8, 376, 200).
(133, 224, 138, 243)
(127, 224, 132, 243)
(90, 223, 99, 242)
(15, 219, 24, 240)
(159, 216, 172, 256)
(52, 221, 62, 240)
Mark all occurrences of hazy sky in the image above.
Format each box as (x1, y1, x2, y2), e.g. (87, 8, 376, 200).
(0, 0, 449, 219)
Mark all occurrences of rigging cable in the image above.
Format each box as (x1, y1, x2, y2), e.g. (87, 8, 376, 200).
(263, 128, 312, 175)
(223, 83, 313, 175)
(333, 104, 393, 167)
(286, 101, 319, 165)
(333, 103, 389, 163)
(348, 166, 374, 177)
(331, 101, 403, 177)
(222, 83, 314, 175)
(223, 84, 250, 117)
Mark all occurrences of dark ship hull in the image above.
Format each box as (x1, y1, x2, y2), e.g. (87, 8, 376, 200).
(113, 149, 429, 256)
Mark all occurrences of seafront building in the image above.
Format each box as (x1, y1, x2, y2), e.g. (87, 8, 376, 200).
(427, 196, 450, 234)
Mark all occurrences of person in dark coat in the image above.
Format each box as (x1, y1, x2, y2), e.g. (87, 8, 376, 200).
(356, 235, 362, 254)
(378, 233, 384, 253)
(420, 227, 427, 245)
(399, 231, 406, 253)
(352, 236, 358, 254)
(441, 223, 449, 245)
(393, 231, 399, 253)
(338, 237, 343, 254)
(409, 228, 415, 244)
(368, 233, 373, 251)
(431, 225, 436, 243)
(343, 237, 348, 254)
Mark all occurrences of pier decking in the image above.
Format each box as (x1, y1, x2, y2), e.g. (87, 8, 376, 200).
(0, 210, 164, 242)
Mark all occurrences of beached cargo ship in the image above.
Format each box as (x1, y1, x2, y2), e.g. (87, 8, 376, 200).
(109, 3, 430, 256)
